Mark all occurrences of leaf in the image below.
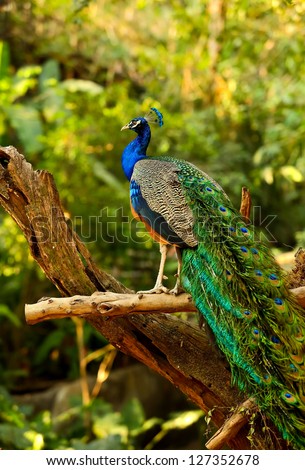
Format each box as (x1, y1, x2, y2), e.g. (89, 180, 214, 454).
(39, 59, 61, 91)
(145, 410, 203, 450)
(0, 41, 10, 79)
(16, 65, 41, 79)
(5, 104, 44, 154)
(60, 79, 103, 95)
(0, 424, 32, 450)
(0, 304, 21, 327)
(262, 167, 274, 185)
(92, 413, 127, 440)
(0, 385, 12, 402)
(121, 398, 145, 431)
(280, 165, 303, 183)
(161, 410, 204, 431)
(23, 430, 44, 450)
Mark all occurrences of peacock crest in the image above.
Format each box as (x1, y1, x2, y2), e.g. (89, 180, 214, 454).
(145, 107, 164, 127)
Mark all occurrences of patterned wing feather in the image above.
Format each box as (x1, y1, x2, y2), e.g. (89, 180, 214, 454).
(131, 159, 198, 247)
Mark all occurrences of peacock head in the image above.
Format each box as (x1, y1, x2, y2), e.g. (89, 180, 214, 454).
(121, 107, 163, 134)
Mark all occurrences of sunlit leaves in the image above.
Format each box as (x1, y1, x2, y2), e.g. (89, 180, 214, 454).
(5, 105, 44, 154)
(60, 79, 103, 95)
(0, 41, 10, 78)
(281, 165, 303, 183)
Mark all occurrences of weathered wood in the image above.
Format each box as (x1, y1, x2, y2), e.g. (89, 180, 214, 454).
(239, 187, 252, 224)
(1, 145, 296, 450)
(205, 399, 258, 450)
(25, 292, 196, 324)
(25, 287, 305, 325)
(291, 286, 305, 307)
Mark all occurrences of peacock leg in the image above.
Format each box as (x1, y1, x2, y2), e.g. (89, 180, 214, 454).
(169, 247, 184, 295)
(137, 243, 170, 294)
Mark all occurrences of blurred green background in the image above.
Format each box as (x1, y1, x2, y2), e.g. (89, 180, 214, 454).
(0, 0, 304, 449)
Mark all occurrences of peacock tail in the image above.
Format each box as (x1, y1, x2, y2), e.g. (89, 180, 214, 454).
(176, 160, 305, 449)
(121, 107, 305, 449)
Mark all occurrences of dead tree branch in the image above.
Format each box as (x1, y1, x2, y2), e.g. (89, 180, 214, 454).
(205, 399, 258, 450)
(25, 287, 305, 325)
(25, 291, 196, 324)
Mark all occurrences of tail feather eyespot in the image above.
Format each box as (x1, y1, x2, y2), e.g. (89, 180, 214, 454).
(281, 391, 299, 405)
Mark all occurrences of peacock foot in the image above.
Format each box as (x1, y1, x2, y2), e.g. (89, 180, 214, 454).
(169, 284, 184, 296)
(169, 275, 184, 295)
(137, 284, 170, 295)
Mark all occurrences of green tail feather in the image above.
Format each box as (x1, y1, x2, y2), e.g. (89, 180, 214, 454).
(175, 163, 305, 449)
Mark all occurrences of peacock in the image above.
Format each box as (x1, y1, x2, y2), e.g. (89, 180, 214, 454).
(120, 107, 305, 449)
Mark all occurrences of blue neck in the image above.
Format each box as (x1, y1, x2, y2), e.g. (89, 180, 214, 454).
(121, 124, 151, 181)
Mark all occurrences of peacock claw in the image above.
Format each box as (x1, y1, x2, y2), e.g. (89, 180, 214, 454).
(137, 284, 170, 295)
(169, 285, 185, 296)
(169, 275, 184, 295)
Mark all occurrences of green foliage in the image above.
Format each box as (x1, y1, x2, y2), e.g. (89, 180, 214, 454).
(0, 304, 21, 327)
(0, 388, 204, 450)
(0, 387, 43, 450)
(295, 229, 305, 247)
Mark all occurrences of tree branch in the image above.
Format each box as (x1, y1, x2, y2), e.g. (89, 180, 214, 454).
(239, 187, 252, 224)
(205, 399, 257, 450)
(25, 287, 305, 324)
(25, 292, 195, 324)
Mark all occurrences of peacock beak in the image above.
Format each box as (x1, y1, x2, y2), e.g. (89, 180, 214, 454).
(121, 123, 130, 131)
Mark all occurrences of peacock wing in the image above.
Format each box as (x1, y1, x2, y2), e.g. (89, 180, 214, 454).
(131, 158, 198, 247)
